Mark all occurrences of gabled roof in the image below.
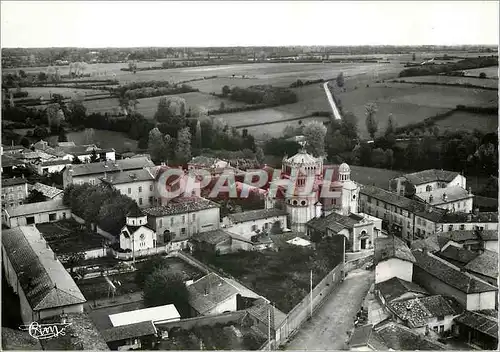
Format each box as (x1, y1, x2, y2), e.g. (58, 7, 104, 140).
(375, 277, 428, 302)
(440, 211, 498, 223)
(438, 230, 498, 249)
(402, 169, 459, 186)
(388, 295, 462, 328)
(307, 211, 365, 234)
(374, 322, 446, 350)
(187, 272, 239, 314)
(5, 199, 70, 218)
(375, 236, 416, 264)
(144, 197, 219, 217)
(246, 298, 287, 330)
(416, 186, 472, 206)
(1, 227, 86, 311)
(228, 208, 287, 224)
(100, 167, 156, 185)
(31, 182, 64, 199)
(454, 310, 498, 339)
(464, 250, 498, 279)
(412, 250, 497, 294)
(437, 245, 479, 266)
(2, 177, 28, 187)
(65, 157, 154, 177)
(191, 229, 231, 245)
(410, 236, 441, 253)
(101, 321, 157, 342)
(40, 159, 72, 167)
(1, 327, 42, 350)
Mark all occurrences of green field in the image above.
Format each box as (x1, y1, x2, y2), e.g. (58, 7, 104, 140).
(335, 82, 498, 139)
(19, 86, 110, 99)
(47, 129, 138, 153)
(236, 116, 330, 138)
(395, 75, 499, 89)
(434, 111, 498, 134)
(462, 66, 499, 78)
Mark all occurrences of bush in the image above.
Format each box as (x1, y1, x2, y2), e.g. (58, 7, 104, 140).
(479, 72, 487, 78)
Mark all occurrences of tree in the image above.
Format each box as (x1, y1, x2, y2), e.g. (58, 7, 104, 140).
(336, 72, 345, 88)
(148, 128, 168, 163)
(58, 129, 68, 142)
(479, 72, 487, 79)
(72, 155, 82, 164)
(143, 269, 190, 315)
(26, 189, 46, 203)
(195, 120, 202, 149)
(385, 113, 396, 136)
(38, 72, 47, 81)
(84, 128, 95, 145)
(33, 126, 49, 139)
(303, 121, 327, 157)
(219, 101, 225, 111)
(175, 127, 192, 164)
(412, 53, 416, 61)
(135, 255, 170, 288)
(89, 149, 99, 163)
(365, 103, 378, 139)
(46, 103, 61, 129)
(67, 98, 87, 125)
(222, 85, 231, 97)
(20, 137, 30, 148)
(255, 146, 265, 164)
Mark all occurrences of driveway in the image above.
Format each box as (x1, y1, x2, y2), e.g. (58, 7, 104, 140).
(285, 269, 374, 350)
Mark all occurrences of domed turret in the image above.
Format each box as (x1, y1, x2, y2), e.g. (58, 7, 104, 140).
(339, 163, 351, 182)
(126, 206, 147, 227)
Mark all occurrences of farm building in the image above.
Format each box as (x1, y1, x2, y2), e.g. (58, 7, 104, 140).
(1, 177, 29, 209)
(412, 250, 497, 311)
(109, 304, 180, 327)
(2, 199, 71, 228)
(101, 321, 158, 351)
(56, 143, 116, 163)
(62, 156, 154, 188)
(374, 235, 416, 284)
(1, 226, 86, 324)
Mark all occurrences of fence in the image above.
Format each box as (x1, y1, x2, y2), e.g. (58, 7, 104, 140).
(110, 246, 168, 260)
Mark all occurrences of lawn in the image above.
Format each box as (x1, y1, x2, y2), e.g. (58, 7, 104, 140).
(394, 75, 499, 89)
(462, 66, 499, 79)
(335, 82, 498, 139)
(235, 116, 330, 138)
(434, 111, 498, 134)
(350, 165, 402, 190)
(194, 246, 341, 313)
(46, 128, 138, 153)
(77, 272, 140, 301)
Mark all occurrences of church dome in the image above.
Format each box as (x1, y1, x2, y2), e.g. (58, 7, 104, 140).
(285, 151, 318, 166)
(339, 163, 351, 174)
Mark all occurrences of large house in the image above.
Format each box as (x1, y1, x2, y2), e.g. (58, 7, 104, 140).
(390, 169, 466, 196)
(415, 186, 473, 213)
(1, 177, 29, 208)
(62, 157, 155, 188)
(374, 236, 416, 284)
(223, 208, 288, 239)
(2, 226, 86, 324)
(412, 250, 497, 311)
(2, 199, 71, 228)
(100, 167, 158, 208)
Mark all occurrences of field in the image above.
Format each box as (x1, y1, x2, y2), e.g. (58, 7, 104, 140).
(48, 129, 138, 153)
(462, 66, 499, 78)
(237, 116, 330, 138)
(395, 75, 499, 89)
(19, 86, 110, 99)
(335, 82, 498, 139)
(434, 111, 498, 134)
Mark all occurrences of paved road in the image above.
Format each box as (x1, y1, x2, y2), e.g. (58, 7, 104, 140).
(323, 82, 342, 120)
(285, 269, 374, 351)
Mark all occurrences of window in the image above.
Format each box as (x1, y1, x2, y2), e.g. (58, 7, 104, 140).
(150, 184, 153, 191)
(367, 196, 372, 203)
(26, 216, 35, 225)
(460, 224, 465, 230)
(138, 186, 142, 193)
(182, 215, 185, 224)
(17, 186, 22, 191)
(301, 200, 306, 206)
(63, 212, 66, 219)
(352, 195, 356, 200)
(159, 219, 163, 227)
(265, 223, 270, 229)
(49, 213, 56, 221)
(437, 315, 444, 321)
(128, 188, 131, 194)
(171, 218, 174, 226)
(192, 213, 196, 221)
(433, 326, 438, 333)
(139, 198, 143, 205)
(448, 225, 453, 231)
(439, 325, 444, 334)
(149, 196, 153, 204)
(181, 228, 186, 234)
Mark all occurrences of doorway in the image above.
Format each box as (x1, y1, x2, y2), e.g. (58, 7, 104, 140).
(361, 238, 367, 250)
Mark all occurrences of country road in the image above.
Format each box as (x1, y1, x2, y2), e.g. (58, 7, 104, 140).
(285, 269, 373, 350)
(323, 81, 342, 120)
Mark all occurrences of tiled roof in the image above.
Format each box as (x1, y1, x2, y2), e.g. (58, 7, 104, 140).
(403, 169, 459, 185)
(440, 211, 498, 223)
(100, 167, 156, 185)
(2, 177, 28, 187)
(464, 250, 498, 279)
(416, 186, 472, 205)
(144, 197, 219, 217)
(438, 230, 498, 248)
(32, 182, 64, 199)
(375, 277, 428, 303)
(388, 295, 462, 328)
(2, 144, 27, 151)
(228, 208, 288, 224)
(187, 272, 239, 314)
(374, 322, 446, 350)
(412, 250, 497, 294)
(454, 310, 498, 339)
(188, 155, 218, 167)
(40, 159, 72, 166)
(1, 154, 26, 167)
(1, 227, 86, 311)
(410, 236, 441, 253)
(191, 229, 231, 245)
(375, 236, 416, 264)
(5, 199, 69, 218)
(307, 212, 364, 234)
(349, 324, 376, 348)
(1, 327, 42, 350)
(437, 245, 479, 266)
(65, 157, 154, 176)
(56, 144, 115, 156)
(361, 184, 417, 210)
(246, 298, 287, 330)
(101, 321, 157, 342)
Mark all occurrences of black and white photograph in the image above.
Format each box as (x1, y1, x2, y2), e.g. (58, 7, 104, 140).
(0, 1, 499, 350)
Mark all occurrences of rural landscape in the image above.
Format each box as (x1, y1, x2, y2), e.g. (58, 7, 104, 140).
(1, 1, 499, 351)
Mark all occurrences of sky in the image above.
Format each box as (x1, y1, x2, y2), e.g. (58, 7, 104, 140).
(1, 1, 499, 48)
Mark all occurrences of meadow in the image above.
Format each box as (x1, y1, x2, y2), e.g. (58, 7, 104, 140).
(434, 111, 498, 134)
(394, 75, 499, 89)
(462, 66, 499, 78)
(19, 86, 110, 99)
(335, 82, 498, 138)
(48, 129, 138, 153)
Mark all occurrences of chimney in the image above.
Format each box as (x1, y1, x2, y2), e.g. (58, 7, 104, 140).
(315, 202, 322, 219)
(429, 194, 433, 203)
(467, 213, 472, 222)
(442, 193, 447, 201)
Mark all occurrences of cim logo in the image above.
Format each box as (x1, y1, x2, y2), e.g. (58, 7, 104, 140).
(20, 322, 72, 340)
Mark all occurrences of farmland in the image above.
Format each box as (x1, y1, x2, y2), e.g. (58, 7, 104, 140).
(394, 75, 499, 89)
(461, 66, 499, 78)
(49, 129, 138, 153)
(334, 82, 498, 139)
(433, 111, 498, 134)
(18, 86, 110, 99)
